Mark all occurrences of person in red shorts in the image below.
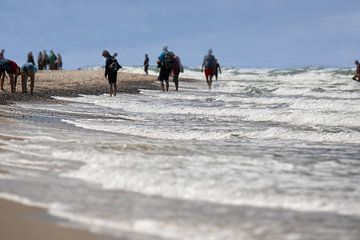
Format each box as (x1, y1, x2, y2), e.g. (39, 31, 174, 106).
(0, 59, 20, 92)
(201, 49, 217, 89)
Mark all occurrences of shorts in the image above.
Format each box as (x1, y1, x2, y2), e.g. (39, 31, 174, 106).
(107, 71, 117, 84)
(158, 67, 171, 82)
(204, 68, 214, 77)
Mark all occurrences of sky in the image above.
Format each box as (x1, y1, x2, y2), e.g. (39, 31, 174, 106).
(1, 0, 360, 69)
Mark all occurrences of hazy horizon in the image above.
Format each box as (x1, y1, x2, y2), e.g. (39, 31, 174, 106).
(1, 0, 360, 70)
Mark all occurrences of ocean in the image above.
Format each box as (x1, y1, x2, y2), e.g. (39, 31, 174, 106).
(0, 66, 360, 240)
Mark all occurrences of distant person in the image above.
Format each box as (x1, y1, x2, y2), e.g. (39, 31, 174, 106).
(0, 50, 4, 84)
(144, 54, 149, 75)
(37, 51, 43, 70)
(0, 59, 20, 92)
(352, 60, 360, 82)
(48, 50, 58, 70)
(102, 50, 122, 96)
(214, 59, 222, 81)
(172, 55, 183, 91)
(42, 50, 48, 70)
(157, 46, 174, 92)
(56, 53, 63, 70)
(0, 49, 4, 60)
(20, 62, 37, 95)
(201, 49, 217, 89)
(27, 51, 35, 65)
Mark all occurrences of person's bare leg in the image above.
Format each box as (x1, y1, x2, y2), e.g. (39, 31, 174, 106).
(109, 84, 113, 97)
(165, 80, 169, 92)
(114, 84, 117, 96)
(160, 80, 165, 92)
(9, 75, 15, 93)
(21, 72, 27, 93)
(29, 73, 35, 95)
(0, 73, 5, 90)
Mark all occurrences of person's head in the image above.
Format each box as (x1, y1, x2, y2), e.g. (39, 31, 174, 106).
(355, 60, 359, 65)
(102, 50, 110, 58)
(208, 49, 213, 55)
(145, 54, 148, 57)
(163, 46, 168, 52)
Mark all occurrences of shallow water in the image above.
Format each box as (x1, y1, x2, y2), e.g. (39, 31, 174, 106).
(0, 67, 360, 240)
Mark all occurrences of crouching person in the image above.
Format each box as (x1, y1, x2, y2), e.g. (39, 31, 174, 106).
(0, 59, 20, 92)
(20, 62, 37, 95)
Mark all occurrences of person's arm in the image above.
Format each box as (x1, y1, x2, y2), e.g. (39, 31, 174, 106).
(201, 56, 206, 72)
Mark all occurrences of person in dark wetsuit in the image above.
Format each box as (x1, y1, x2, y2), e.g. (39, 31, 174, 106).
(27, 51, 35, 65)
(102, 50, 120, 97)
(144, 54, 149, 75)
(214, 59, 222, 81)
(352, 60, 360, 81)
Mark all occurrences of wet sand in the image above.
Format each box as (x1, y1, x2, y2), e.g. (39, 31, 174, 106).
(0, 198, 115, 240)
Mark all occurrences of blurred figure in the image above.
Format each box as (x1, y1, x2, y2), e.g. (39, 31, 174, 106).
(0, 59, 20, 92)
(214, 59, 222, 81)
(157, 46, 174, 92)
(144, 54, 149, 75)
(0, 49, 4, 60)
(37, 51, 43, 70)
(102, 50, 121, 97)
(48, 50, 58, 70)
(20, 62, 37, 95)
(172, 55, 183, 91)
(42, 50, 48, 70)
(352, 60, 360, 82)
(201, 49, 217, 89)
(56, 53, 63, 70)
(27, 51, 35, 65)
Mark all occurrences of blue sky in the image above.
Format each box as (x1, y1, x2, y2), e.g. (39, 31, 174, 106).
(1, 0, 360, 69)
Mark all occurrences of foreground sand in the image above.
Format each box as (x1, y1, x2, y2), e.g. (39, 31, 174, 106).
(0, 198, 115, 240)
(0, 69, 159, 105)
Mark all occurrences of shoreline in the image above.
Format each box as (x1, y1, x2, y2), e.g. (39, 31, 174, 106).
(0, 197, 115, 240)
(0, 69, 160, 105)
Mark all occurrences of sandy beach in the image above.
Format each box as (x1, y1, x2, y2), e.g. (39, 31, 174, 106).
(0, 69, 159, 105)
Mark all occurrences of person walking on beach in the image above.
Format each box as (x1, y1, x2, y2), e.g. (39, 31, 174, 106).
(37, 51, 43, 70)
(144, 54, 149, 75)
(172, 55, 183, 91)
(0, 49, 4, 60)
(0, 59, 20, 92)
(49, 50, 58, 70)
(42, 50, 48, 70)
(214, 59, 222, 81)
(20, 62, 37, 95)
(102, 50, 121, 97)
(157, 46, 174, 92)
(27, 51, 35, 65)
(201, 49, 217, 89)
(56, 53, 63, 70)
(352, 60, 360, 82)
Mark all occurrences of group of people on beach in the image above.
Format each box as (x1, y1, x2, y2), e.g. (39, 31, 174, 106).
(102, 46, 223, 96)
(37, 50, 62, 70)
(0, 49, 37, 95)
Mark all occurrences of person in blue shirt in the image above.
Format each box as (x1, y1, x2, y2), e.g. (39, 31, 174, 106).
(20, 62, 38, 95)
(157, 46, 172, 92)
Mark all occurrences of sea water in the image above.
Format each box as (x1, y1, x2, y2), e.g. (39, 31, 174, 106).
(0, 66, 360, 240)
